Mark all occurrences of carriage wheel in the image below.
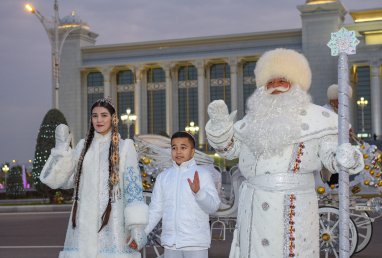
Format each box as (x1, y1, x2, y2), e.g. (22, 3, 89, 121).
(350, 210, 373, 253)
(319, 206, 358, 257)
(143, 192, 164, 258)
(146, 223, 164, 258)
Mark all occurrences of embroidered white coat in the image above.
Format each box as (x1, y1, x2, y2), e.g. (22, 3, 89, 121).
(40, 131, 148, 258)
(206, 104, 348, 258)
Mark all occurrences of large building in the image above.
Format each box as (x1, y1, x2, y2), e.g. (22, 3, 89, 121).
(57, 0, 382, 147)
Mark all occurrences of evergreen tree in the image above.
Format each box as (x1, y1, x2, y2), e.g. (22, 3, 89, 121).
(32, 109, 68, 195)
(6, 165, 25, 199)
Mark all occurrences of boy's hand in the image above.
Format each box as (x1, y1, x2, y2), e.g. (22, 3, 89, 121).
(188, 171, 200, 193)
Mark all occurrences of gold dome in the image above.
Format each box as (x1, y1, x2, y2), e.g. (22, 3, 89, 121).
(306, 0, 336, 4)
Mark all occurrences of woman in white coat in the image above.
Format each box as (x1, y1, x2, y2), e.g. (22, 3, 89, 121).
(40, 98, 148, 258)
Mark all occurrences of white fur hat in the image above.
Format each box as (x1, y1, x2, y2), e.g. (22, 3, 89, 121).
(254, 48, 312, 92)
(327, 84, 353, 100)
(327, 84, 338, 100)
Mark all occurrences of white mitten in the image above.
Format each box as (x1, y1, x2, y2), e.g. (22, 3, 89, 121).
(207, 100, 237, 131)
(55, 124, 71, 151)
(127, 225, 147, 251)
(336, 143, 364, 174)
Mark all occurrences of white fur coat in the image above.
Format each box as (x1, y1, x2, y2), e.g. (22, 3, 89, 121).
(40, 131, 148, 258)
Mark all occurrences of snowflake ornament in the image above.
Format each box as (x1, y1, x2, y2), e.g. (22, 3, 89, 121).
(327, 27, 360, 56)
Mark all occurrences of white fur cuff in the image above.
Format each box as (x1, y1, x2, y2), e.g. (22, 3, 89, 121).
(124, 202, 149, 227)
(51, 147, 72, 157)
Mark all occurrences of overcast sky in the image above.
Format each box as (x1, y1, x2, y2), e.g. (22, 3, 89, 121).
(0, 0, 380, 164)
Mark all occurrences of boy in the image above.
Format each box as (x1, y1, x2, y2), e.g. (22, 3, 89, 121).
(145, 131, 221, 258)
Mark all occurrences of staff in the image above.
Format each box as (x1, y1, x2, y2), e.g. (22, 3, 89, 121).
(327, 27, 360, 258)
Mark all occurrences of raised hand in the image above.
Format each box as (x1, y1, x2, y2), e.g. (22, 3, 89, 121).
(208, 100, 229, 124)
(55, 124, 71, 151)
(188, 171, 200, 193)
(207, 100, 237, 132)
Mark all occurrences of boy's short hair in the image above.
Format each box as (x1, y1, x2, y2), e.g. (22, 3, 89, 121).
(171, 131, 196, 148)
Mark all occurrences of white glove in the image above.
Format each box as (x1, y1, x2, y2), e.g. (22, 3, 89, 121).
(336, 143, 364, 174)
(127, 225, 147, 251)
(207, 100, 237, 131)
(55, 124, 71, 151)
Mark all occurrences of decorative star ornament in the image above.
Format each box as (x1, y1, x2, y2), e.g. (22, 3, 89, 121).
(327, 27, 360, 56)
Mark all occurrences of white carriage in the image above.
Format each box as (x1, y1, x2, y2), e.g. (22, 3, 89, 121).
(315, 135, 382, 257)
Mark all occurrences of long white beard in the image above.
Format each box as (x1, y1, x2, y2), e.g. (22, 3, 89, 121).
(239, 86, 312, 157)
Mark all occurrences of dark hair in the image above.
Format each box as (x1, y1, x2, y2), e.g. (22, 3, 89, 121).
(72, 98, 119, 232)
(171, 131, 196, 148)
(91, 98, 116, 116)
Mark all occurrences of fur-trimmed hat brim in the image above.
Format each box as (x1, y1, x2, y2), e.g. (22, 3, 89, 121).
(327, 84, 338, 100)
(254, 48, 312, 92)
(327, 84, 353, 100)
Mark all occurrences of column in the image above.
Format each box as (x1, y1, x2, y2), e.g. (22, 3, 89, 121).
(100, 66, 113, 98)
(235, 63, 244, 118)
(228, 57, 239, 112)
(133, 65, 144, 135)
(370, 61, 382, 139)
(297, 1, 346, 105)
(162, 63, 174, 136)
(349, 65, 357, 131)
(193, 60, 206, 148)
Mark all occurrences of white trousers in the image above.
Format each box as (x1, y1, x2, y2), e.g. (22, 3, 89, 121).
(164, 249, 208, 258)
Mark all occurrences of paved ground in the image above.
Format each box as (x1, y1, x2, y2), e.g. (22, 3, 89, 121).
(0, 208, 381, 257)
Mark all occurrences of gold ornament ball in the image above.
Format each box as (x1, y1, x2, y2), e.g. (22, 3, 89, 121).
(322, 233, 331, 242)
(351, 186, 361, 194)
(142, 157, 152, 165)
(364, 180, 370, 185)
(376, 173, 381, 178)
(370, 170, 375, 176)
(363, 154, 369, 159)
(316, 186, 326, 195)
(365, 165, 370, 170)
(330, 184, 336, 189)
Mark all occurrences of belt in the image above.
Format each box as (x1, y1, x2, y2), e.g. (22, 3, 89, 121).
(245, 172, 315, 192)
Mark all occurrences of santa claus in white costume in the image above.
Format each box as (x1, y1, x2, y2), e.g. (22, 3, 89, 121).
(205, 48, 364, 258)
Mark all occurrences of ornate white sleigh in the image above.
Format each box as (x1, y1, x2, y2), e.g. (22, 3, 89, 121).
(134, 134, 243, 258)
(314, 134, 382, 257)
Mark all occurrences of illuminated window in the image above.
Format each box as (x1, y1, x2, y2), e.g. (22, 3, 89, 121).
(210, 63, 231, 111)
(243, 61, 257, 111)
(87, 72, 104, 120)
(178, 65, 198, 142)
(117, 70, 135, 138)
(356, 66, 372, 134)
(147, 68, 166, 135)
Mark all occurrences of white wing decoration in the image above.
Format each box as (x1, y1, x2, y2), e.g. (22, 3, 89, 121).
(134, 134, 217, 190)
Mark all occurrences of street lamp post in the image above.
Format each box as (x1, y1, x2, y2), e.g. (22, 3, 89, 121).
(25, 0, 81, 109)
(120, 109, 137, 139)
(357, 97, 368, 132)
(185, 121, 199, 135)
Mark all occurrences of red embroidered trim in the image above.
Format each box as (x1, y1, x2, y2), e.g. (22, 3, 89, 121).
(292, 143, 305, 173)
(288, 194, 296, 257)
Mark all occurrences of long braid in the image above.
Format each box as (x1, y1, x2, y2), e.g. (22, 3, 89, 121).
(72, 122, 94, 229)
(72, 97, 119, 232)
(98, 113, 119, 232)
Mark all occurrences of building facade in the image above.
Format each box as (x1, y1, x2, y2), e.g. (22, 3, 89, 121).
(58, 0, 382, 147)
